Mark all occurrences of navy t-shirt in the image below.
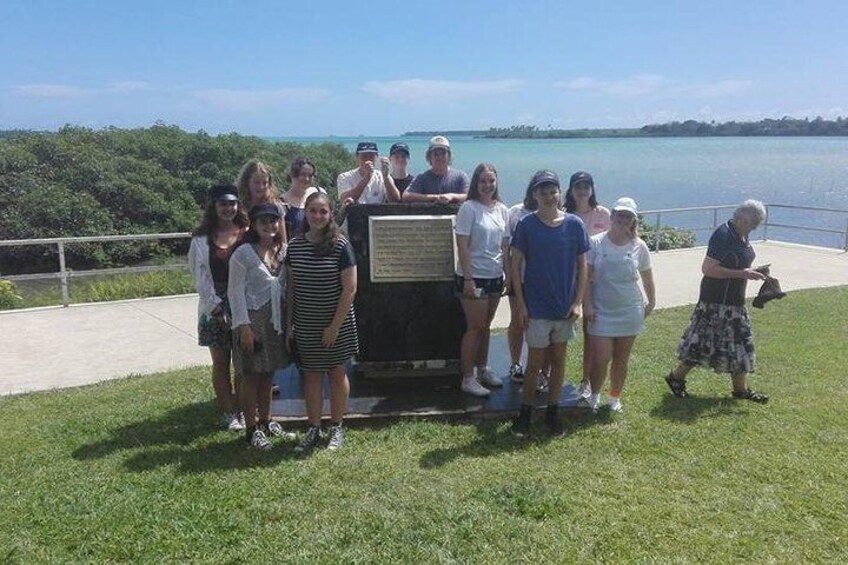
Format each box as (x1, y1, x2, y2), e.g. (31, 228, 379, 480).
(511, 212, 590, 319)
(699, 221, 755, 306)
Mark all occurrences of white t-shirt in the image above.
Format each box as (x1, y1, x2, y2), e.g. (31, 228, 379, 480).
(454, 200, 510, 279)
(587, 232, 652, 336)
(336, 168, 386, 204)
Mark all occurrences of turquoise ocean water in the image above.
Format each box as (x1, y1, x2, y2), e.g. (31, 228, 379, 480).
(282, 136, 848, 247)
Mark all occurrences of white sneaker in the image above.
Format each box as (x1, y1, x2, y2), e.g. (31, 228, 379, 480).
(577, 382, 591, 399)
(477, 367, 503, 388)
(608, 397, 623, 412)
(580, 393, 600, 414)
(461, 376, 491, 397)
(225, 412, 245, 431)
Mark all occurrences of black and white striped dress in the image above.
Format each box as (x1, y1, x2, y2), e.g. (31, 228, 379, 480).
(286, 235, 359, 371)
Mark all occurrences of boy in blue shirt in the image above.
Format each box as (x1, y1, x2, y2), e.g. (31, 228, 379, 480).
(510, 170, 590, 436)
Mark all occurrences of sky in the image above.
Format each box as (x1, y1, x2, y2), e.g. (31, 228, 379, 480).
(1, 0, 847, 136)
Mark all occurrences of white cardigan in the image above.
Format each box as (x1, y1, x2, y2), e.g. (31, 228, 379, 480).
(227, 243, 287, 334)
(187, 236, 222, 319)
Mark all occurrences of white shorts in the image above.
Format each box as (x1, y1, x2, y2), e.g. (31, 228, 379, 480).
(526, 318, 577, 348)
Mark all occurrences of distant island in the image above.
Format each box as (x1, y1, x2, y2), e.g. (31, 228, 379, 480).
(404, 117, 848, 139)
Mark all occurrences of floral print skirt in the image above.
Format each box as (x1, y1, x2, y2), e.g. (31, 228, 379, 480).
(676, 301, 756, 374)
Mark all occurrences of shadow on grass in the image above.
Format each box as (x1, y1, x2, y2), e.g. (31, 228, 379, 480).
(71, 399, 305, 472)
(651, 392, 746, 423)
(121, 435, 303, 473)
(72, 400, 220, 461)
(419, 409, 614, 469)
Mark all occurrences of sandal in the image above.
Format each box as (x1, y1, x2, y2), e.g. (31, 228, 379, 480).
(665, 373, 689, 398)
(732, 388, 769, 404)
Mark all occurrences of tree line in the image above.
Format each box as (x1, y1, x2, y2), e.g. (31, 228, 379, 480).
(406, 117, 848, 139)
(0, 124, 353, 275)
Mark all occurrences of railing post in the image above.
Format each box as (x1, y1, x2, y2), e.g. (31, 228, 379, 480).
(843, 215, 848, 251)
(57, 241, 70, 307)
(712, 207, 718, 230)
(762, 204, 769, 242)
(654, 213, 662, 251)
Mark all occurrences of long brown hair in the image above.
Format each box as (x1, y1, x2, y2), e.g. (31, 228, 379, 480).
(467, 163, 500, 202)
(235, 159, 279, 206)
(305, 191, 339, 256)
(192, 198, 249, 238)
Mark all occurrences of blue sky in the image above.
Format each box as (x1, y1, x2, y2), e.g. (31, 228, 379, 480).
(1, 0, 846, 136)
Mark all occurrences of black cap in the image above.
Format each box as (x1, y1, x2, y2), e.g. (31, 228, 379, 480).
(569, 171, 594, 188)
(210, 184, 239, 201)
(355, 141, 379, 154)
(249, 203, 282, 221)
(530, 170, 560, 189)
(389, 142, 410, 157)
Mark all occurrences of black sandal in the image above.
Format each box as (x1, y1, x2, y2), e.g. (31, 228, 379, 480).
(665, 373, 689, 398)
(732, 388, 769, 404)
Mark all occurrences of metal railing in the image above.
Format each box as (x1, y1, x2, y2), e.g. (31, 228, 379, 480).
(0, 232, 191, 307)
(2, 202, 847, 307)
(640, 203, 848, 252)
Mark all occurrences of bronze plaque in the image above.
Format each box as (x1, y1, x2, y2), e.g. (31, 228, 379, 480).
(368, 215, 456, 282)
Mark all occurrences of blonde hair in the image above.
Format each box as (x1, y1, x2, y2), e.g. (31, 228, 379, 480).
(235, 159, 279, 207)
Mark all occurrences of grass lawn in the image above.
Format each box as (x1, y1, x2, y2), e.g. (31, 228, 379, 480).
(1, 286, 847, 562)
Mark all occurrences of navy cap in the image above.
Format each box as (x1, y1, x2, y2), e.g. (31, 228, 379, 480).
(249, 203, 282, 221)
(530, 170, 560, 189)
(210, 184, 239, 201)
(355, 141, 379, 154)
(569, 171, 594, 188)
(389, 142, 410, 157)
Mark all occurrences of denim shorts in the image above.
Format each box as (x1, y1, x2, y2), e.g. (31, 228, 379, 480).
(453, 275, 504, 298)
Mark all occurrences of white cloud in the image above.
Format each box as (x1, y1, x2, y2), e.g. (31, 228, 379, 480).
(362, 79, 524, 105)
(14, 84, 97, 99)
(556, 75, 754, 99)
(557, 74, 666, 97)
(192, 88, 329, 111)
(688, 80, 754, 98)
(109, 81, 152, 93)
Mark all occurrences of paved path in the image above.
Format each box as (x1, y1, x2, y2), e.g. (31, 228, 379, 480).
(2, 241, 846, 396)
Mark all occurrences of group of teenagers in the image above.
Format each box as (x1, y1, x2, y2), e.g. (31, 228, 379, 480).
(189, 135, 771, 451)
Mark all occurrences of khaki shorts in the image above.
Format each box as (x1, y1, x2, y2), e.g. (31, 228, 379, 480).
(526, 318, 577, 348)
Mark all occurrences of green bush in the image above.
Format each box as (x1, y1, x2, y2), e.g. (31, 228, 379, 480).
(0, 279, 22, 309)
(639, 217, 696, 250)
(0, 125, 354, 275)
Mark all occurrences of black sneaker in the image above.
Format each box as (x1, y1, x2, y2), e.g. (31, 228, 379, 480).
(508, 362, 525, 384)
(512, 412, 531, 438)
(327, 423, 344, 451)
(262, 420, 297, 440)
(249, 428, 272, 451)
(545, 407, 564, 437)
(294, 425, 322, 454)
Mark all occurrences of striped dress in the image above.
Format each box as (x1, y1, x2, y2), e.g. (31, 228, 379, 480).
(286, 235, 359, 370)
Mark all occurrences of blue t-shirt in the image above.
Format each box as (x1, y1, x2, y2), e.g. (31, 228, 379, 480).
(406, 168, 469, 195)
(511, 213, 590, 319)
(699, 220, 755, 306)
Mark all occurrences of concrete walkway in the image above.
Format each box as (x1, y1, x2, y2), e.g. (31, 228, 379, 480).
(2, 241, 846, 396)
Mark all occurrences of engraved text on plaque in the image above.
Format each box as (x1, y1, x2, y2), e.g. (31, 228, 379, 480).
(368, 215, 456, 282)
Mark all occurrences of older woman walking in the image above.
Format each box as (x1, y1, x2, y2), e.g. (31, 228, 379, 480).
(664, 200, 769, 403)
